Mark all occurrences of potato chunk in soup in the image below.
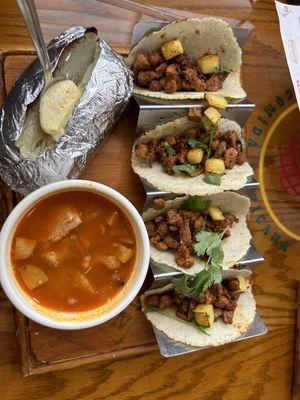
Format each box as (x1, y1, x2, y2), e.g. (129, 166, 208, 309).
(11, 191, 136, 312)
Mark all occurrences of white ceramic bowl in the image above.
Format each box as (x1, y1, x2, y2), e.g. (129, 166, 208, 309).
(0, 180, 150, 330)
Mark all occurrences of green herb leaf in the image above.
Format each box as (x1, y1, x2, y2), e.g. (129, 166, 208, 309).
(206, 127, 215, 159)
(213, 67, 219, 73)
(172, 164, 196, 175)
(144, 304, 209, 335)
(188, 138, 207, 150)
(203, 174, 221, 186)
(222, 66, 233, 73)
(181, 196, 211, 212)
(193, 231, 221, 257)
(172, 265, 222, 299)
(164, 141, 176, 156)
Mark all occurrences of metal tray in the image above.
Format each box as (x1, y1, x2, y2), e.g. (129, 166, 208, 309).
(130, 20, 266, 357)
(150, 242, 264, 281)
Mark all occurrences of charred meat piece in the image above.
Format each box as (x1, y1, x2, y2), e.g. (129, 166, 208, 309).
(167, 209, 183, 227)
(165, 77, 178, 93)
(154, 241, 168, 251)
(157, 222, 170, 237)
(206, 74, 223, 92)
(214, 308, 223, 319)
(138, 70, 157, 87)
(166, 63, 179, 77)
(164, 236, 179, 249)
(162, 155, 177, 174)
(152, 197, 166, 210)
(145, 221, 156, 236)
(222, 310, 234, 324)
(236, 148, 247, 165)
(134, 51, 150, 70)
(191, 77, 206, 92)
(179, 219, 192, 247)
(149, 79, 163, 91)
(187, 107, 202, 122)
(155, 62, 168, 78)
(174, 53, 191, 66)
(144, 294, 159, 308)
(182, 67, 198, 82)
(223, 131, 238, 148)
(224, 148, 238, 169)
(197, 288, 216, 305)
(158, 294, 173, 309)
(149, 50, 164, 67)
(175, 243, 194, 268)
(135, 142, 150, 163)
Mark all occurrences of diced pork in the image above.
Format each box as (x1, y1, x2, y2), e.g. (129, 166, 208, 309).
(19, 264, 48, 290)
(48, 206, 82, 243)
(14, 237, 37, 260)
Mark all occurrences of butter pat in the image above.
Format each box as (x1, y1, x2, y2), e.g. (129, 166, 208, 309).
(39, 80, 81, 140)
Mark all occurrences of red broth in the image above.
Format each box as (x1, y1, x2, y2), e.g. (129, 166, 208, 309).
(11, 191, 136, 312)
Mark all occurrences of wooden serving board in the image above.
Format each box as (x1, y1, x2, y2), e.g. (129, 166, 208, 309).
(1, 51, 159, 376)
(1, 47, 299, 384)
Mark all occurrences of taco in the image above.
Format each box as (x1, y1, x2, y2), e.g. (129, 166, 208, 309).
(141, 269, 256, 348)
(132, 115, 253, 196)
(142, 192, 251, 275)
(126, 18, 245, 99)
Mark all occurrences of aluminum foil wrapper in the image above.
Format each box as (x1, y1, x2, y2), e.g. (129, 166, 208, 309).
(0, 26, 133, 196)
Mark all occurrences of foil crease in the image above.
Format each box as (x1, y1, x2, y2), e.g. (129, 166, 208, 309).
(0, 26, 133, 196)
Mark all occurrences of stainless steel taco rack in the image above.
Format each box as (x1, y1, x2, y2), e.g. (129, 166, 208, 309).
(131, 21, 267, 357)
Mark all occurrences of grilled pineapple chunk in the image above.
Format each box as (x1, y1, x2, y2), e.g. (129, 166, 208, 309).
(205, 158, 225, 175)
(227, 276, 248, 293)
(197, 54, 219, 74)
(205, 93, 228, 109)
(187, 148, 204, 164)
(161, 39, 184, 60)
(208, 205, 225, 221)
(201, 115, 213, 131)
(204, 107, 221, 126)
(193, 304, 214, 327)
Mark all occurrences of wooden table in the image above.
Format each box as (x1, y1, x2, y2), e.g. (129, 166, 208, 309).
(0, 1, 299, 399)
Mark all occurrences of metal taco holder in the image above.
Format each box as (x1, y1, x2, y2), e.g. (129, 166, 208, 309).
(130, 20, 267, 356)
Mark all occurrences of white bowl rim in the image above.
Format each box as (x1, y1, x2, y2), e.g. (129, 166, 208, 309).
(0, 179, 150, 330)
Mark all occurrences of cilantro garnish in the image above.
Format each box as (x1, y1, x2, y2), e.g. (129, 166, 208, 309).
(144, 305, 209, 335)
(203, 174, 221, 186)
(181, 195, 211, 212)
(172, 229, 227, 298)
(188, 138, 207, 150)
(163, 141, 176, 156)
(172, 265, 222, 299)
(172, 164, 196, 175)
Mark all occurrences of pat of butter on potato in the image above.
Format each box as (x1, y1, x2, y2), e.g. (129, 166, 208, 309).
(39, 80, 81, 140)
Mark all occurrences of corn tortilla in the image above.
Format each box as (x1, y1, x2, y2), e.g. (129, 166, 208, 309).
(142, 192, 251, 275)
(126, 18, 245, 99)
(132, 116, 253, 196)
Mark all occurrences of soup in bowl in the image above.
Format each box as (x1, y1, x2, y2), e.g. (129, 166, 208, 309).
(0, 180, 149, 329)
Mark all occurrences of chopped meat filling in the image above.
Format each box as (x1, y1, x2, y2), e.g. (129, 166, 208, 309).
(133, 50, 228, 94)
(143, 281, 241, 326)
(145, 199, 238, 269)
(135, 126, 246, 175)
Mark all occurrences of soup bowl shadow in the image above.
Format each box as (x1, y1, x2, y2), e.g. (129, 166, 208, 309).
(0, 179, 150, 330)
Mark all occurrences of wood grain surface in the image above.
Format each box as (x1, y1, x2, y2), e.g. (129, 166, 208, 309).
(0, 1, 299, 399)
